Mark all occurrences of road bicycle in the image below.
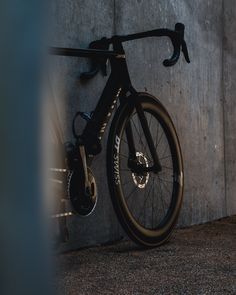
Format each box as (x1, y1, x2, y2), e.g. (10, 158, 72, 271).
(50, 23, 190, 247)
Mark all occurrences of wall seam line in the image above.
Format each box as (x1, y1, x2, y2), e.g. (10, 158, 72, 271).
(113, 0, 117, 35)
(221, 0, 228, 216)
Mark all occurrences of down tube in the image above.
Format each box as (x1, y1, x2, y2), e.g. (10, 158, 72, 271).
(82, 73, 123, 146)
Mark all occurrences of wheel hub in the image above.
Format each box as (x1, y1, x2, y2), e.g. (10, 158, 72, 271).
(131, 152, 150, 189)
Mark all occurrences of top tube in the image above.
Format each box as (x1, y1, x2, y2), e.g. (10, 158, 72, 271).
(49, 47, 125, 59)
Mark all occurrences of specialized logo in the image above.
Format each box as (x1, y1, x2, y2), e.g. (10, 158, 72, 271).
(99, 88, 122, 136)
(114, 135, 121, 185)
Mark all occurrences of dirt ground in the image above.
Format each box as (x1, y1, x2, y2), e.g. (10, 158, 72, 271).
(54, 216, 236, 295)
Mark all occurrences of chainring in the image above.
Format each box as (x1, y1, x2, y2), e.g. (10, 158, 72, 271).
(68, 167, 97, 216)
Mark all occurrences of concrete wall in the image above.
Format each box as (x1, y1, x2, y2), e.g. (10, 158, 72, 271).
(49, 0, 236, 249)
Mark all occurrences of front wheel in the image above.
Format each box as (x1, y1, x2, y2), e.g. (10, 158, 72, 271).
(107, 93, 184, 247)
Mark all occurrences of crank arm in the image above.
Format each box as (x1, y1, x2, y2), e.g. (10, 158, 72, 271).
(74, 144, 90, 192)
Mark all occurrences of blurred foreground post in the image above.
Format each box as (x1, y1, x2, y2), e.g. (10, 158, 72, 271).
(0, 1, 52, 295)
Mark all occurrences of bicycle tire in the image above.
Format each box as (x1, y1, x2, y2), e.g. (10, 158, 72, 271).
(107, 92, 184, 247)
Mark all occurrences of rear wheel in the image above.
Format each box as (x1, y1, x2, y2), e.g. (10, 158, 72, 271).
(107, 93, 184, 247)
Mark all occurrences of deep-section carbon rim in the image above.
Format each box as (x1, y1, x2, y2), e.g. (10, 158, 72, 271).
(107, 93, 183, 246)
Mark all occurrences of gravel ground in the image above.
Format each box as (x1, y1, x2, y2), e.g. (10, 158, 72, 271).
(55, 216, 236, 295)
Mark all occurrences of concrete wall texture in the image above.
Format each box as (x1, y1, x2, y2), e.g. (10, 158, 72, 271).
(50, 0, 236, 249)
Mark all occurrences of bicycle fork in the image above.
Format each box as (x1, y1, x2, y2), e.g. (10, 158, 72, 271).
(126, 97, 162, 174)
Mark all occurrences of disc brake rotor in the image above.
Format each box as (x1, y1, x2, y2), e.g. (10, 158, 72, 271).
(131, 152, 150, 189)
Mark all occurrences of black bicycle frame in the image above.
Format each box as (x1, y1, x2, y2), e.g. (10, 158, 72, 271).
(52, 44, 162, 173)
(50, 23, 190, 171)
(51, 42, 134, 152)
